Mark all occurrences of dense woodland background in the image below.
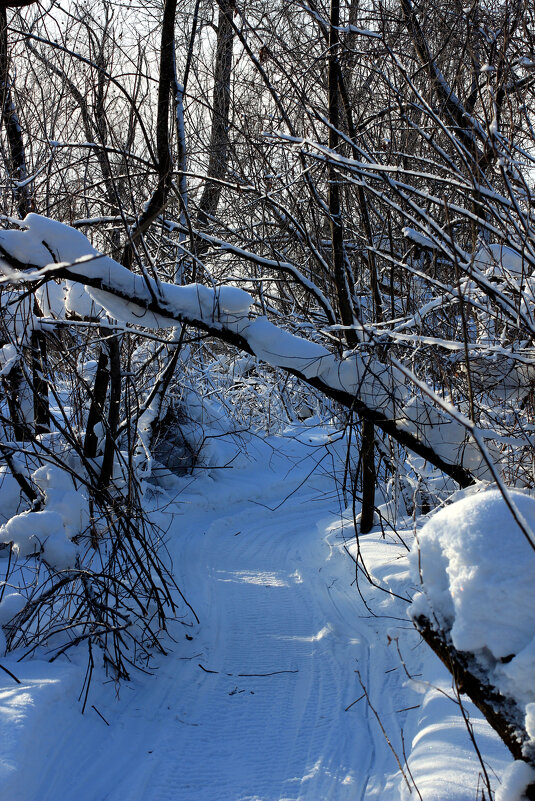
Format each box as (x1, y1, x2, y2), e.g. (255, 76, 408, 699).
(0, 0, 535, 794)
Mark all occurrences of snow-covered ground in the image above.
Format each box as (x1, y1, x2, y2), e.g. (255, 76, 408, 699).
(0, 427, 510, 800)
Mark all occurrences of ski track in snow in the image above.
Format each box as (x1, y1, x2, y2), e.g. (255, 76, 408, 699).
(0, 437, 510, 801)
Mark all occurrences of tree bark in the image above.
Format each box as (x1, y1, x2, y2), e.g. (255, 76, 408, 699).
(83, 348, 110, 459)
(196, 0, 234, 229)
(97, 331, 121, 491)
(30, 327, 49, 435)
(1, 11, 50, 436)
(0, 8, 32, 217)
(414, 613, 535, 797)
(328, 0, 376, 533)
(122, 0, 178, 269)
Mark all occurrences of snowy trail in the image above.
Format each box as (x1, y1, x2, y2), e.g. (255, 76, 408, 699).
(17, 443, 395, 801)
(0, 434, 510, 801)
(100, 467, 387, 801)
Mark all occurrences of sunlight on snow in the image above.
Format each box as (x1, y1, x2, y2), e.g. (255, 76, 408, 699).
(215, 569, 300, 587)
(301, 758, 323, 781)
(276, 623, 334, 642)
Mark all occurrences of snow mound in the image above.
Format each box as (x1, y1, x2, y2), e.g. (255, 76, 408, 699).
(0, 465, 87, 571)
(0, 509, 76, 569)
(0, 593, 26, 626)
(495, 761, 535, 801)
(410, 489, 535, 660)
(0, 465, 23, 525)
(411, 488, 535, 773)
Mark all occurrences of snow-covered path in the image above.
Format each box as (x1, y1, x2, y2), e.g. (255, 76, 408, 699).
(0, 432, 510, 801)
(96, 444, 396, 801)
(123, 516, 365, 798)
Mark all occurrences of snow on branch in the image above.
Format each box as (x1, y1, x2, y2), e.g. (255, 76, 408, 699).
(0, 214, 485, 487)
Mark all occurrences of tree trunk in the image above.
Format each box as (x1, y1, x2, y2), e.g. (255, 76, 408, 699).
(0, 8, 32, 217)
(414, 613, 535, 798)
(97, 331, 121, 491)
(196, 0, 234, 229)
(122, 0, 178, 269)
(328, 0, 376, 533)
(84, 348, 110, 459)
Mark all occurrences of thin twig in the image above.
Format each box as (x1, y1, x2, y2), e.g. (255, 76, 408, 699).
(356, 670, 413, 794)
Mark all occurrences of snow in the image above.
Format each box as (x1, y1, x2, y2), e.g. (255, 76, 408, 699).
(410, 489, 535, 659)
(0, 509, 64, 559)
(335, 504, 511, 799)
(36, 276, 99, 323)
(64, 281, 98, 318)
(245, 316, 331, 377)
(400, 396, 490, 478)
(495, 761, 535, 801)
(498, 636, 535, 709)
(0, 214, 497, 479)
(402, 226, 437, 249)
(527, 704, 535, 740)
(0, 661, 84, 799)
(0, 214, 532, 797)
(0, 226, 53, 269)
(399, 668, 508, 801)
(0, 429, 512, 800)
(0, 464, 87, 571)
(0, 465, 23, 524)
(474, 242, 532, 279)
(410, 487, 535, 780)
(0, 509, 77, 569)
(32, 464, 89, 543)
(35, 281, 65, 318)
(0, 593, 26, 626)
(0, 216, 404, 412)
(216, 285, 253, 315)
(0, 216, 253, 328)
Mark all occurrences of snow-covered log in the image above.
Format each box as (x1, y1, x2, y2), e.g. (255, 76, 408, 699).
(411, 489, 535, 794)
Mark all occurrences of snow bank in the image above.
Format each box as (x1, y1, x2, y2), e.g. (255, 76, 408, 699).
(0, 660, 84, 800)
(0, 425, 514, 801)
(495, 761, 535, 801)
(339, 514, 510, 799)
